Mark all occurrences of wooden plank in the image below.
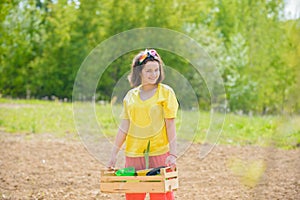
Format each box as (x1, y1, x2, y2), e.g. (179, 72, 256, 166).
(101, 175, 164, 182)
(164, 178, 179, 191)
(163, 171, 178, 179)
(100, 181, 166, 193)
(101, 170, 116, 176)
(160, 168, 178, 178)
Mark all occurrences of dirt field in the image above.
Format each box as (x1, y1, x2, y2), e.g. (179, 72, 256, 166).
(0, 133, 299, 200)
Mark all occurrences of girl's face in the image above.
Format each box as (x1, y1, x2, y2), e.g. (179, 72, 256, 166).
(140, 61, 160, 86)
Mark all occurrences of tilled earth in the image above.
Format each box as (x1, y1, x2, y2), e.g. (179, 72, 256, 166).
(0, 133, 299, 200)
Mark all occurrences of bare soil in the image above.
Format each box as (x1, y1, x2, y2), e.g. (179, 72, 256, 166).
(0, 133, 299, 200)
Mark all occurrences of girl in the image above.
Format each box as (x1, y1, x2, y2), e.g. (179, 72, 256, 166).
(108, 49, 178, 200)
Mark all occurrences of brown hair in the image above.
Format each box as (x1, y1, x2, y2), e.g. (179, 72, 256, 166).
(128, 49, 165, 87)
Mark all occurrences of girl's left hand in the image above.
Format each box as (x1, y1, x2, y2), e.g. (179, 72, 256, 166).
(165, 154, 177, 170)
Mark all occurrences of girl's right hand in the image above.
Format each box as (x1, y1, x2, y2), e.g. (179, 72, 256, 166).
(107, 156, 117, 169)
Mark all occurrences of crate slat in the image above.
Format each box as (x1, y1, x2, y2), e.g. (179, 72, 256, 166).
(164, 178, 179, 192)
(160, 168, 178, 179)
(101, 175, 164, 182)
(100, 181, 167, 193)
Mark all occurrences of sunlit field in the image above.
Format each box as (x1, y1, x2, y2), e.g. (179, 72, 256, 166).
(1, 98, 299, 149)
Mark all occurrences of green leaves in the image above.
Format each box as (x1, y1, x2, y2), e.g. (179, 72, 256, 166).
(144, 140, 150, 169)
(0, 0, 299, 114)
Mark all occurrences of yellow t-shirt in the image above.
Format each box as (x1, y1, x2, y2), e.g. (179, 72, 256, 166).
(121, 83, 178, 157)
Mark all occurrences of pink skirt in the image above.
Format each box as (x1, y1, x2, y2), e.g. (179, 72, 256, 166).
(125, 152, 170, 170)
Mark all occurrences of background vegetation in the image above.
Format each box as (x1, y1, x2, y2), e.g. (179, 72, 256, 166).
(1, 98, 299, 149)
(1, 0, 299, 115)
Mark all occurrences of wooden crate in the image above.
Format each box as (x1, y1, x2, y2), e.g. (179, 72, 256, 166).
(100, 167, 178, 193)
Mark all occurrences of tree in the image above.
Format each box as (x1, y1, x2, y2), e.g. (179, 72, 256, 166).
(0, 0, 46, 98)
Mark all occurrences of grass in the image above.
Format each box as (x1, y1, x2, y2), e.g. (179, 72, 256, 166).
(0, 98, 299, 149)
(0, 98, 76, 137)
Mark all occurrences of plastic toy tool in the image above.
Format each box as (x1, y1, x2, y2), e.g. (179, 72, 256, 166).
(146, 166, 166, 176)
(115, 167, 136, 176)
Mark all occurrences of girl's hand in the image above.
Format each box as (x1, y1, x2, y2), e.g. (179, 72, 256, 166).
(107, 155, 117, 169)
(165, 154, 177, 170)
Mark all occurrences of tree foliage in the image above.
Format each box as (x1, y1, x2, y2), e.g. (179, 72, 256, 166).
(0, 0, 299, 114)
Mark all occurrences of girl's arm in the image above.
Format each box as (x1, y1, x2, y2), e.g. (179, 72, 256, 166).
(165, 118, 177, 167)
(107, 119, 129, 168)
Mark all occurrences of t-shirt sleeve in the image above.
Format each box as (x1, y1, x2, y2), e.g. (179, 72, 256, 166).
(120, 98, 129, 119)
(163, 89, 178, 118)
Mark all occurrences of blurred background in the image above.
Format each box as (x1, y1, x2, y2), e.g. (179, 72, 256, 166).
(1, 0, 299, 115)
